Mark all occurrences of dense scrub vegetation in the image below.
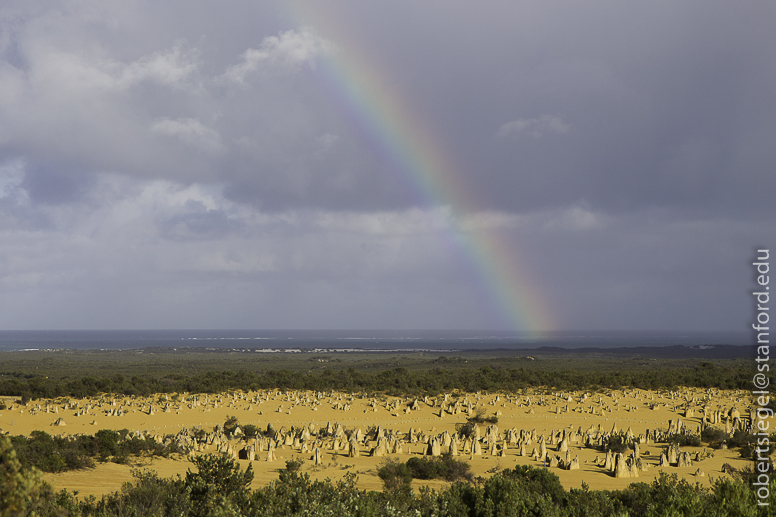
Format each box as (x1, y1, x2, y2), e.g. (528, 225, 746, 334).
(2, 436, 774, 516)
(379, 453, 474, 488)
(0, 360, 754, 401)
(7, 429, 186, 473)
(663, 433, 702, 447)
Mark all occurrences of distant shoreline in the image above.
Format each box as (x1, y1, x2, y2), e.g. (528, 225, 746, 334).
(0, 343, 753, 359)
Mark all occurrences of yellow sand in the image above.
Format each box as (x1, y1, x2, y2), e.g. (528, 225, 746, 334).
(0, 388, 765, 498)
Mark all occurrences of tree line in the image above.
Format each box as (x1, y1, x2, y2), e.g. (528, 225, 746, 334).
(0, 361, 752, 401)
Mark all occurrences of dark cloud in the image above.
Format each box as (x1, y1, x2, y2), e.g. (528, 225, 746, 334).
(327, 1, 776, 215)
(20, 163, 93, 205)
(0, 1, 773, 331)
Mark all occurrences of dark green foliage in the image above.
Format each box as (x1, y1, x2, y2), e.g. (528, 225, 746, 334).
(186, 453, 254, 493)
(728, 429, 756, 449)
(406, 456, 445, 480)
(665, 433, 701, 447)
(284, 458, 304, 472)
(242, 424, 260, 438)
(185, 454, 254, 516)
(223, 415, 239, 435)
(706, 476, 769, 516)
(94, 429, 120, 459)
(377, 458, 412, 494)
(611, 472, 760, 517)
(405, 453, 472, 482)
(601, 434, 631, 454)
(731, 430, 776, 462)
(700, 426, 727, 448)
(455, 421, 478, 439)
(0, 436, 64, 517)
(701, 428, 775, 463)
(500, 465, 569, 506)
(252, 470, 383, 516)
(0, 352, 753, 400)
(91, 469, 191, 517)
(565, 483, 623, 517)
(612, 474, 704, 516)
(430, 465, 622, 516)
(8, 428, 186, 473)
(10, 431, 95, 472)
(475, 472, 561, 515)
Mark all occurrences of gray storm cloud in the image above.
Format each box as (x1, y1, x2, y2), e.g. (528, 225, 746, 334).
(0, 0, 773, 331)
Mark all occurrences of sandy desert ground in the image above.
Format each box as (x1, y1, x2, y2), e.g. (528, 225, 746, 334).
(0, 387, 765, 497)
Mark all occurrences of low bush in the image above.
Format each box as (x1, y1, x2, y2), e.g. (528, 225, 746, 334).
(242, 424, 260, 438)
(700, 426, 727, 448)
(665, 433, 701, 447)
(377, 458, 412, 492)
(601, 435, 631, 454)
(406, 453, 472, 482)
(185, 454, 253, 517)
(730, 430, 776, 461)
(455, 421, 477, 439)
(284, 458, 304, 472)
(223, 415, 239, 436)
(7, 428, 186, 473)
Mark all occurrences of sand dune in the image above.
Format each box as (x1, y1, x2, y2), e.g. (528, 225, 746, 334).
(0, 387, 764, 497)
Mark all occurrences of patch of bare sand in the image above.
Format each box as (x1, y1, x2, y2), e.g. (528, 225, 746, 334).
(4, 387, 767, 498)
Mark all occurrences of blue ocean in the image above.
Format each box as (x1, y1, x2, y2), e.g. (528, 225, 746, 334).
(0, 329, 749, 352)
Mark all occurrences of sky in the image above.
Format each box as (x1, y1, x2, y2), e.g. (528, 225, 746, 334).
(0, 0, 774, 332)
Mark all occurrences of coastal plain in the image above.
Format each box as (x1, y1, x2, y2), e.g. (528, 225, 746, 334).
(0, 347, 765, 497)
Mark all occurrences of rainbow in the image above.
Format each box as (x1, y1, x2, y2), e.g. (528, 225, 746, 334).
(288, 7, 554, 332)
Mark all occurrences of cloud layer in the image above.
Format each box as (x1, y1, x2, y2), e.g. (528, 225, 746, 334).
(0, 0, 773, 331)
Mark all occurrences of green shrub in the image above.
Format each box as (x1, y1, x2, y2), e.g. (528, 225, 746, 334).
(455, 421, 477, 439)
(0, 436, 60, 516)
(91, 469, 190, 516)
(6, 428, 187, 474)
(500, 465, 568, 505)
(242, 424, 260, 438)
(284, 458, 304, 472)
(185, 454, 253, 517)
(727, 429, 753, 449)
(700, 426, 726, 448)
(406, 456, 443, 480)
(94, 429, 120, 458)
(223, 415, 239, 436)
(601, 434, 631, 454)
(733, 431, 775, 462)
(377, 458, 412, 492)
(406, 453, 472, 482)
(665, 433, 701, 447)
